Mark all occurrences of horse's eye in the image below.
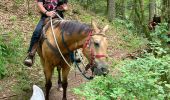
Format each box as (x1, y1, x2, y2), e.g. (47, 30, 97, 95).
(94, 42, 100, 47)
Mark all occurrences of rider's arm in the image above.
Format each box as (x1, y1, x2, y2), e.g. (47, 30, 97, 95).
(37, 2, 47, 14)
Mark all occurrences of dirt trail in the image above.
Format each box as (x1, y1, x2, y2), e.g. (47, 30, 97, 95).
(48, 50, 127, 100)
(49, 70, 88, 100)
(0, 1, 130, 99)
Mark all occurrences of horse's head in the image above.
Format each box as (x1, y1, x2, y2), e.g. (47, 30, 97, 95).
(83, 21, 109, 76)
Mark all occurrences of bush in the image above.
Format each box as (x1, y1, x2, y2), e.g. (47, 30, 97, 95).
(73, 54, 170, 100)
(0, 33, 22, 79)
(148, 23, 170, 57)
(0, 36, 7, 79)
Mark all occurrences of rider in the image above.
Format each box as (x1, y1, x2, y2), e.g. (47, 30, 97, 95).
(24, 0, 68, 67)
(148, 14, 161, 30)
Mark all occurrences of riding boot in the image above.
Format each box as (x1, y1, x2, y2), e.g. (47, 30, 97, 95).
(24, 43, 38, 67)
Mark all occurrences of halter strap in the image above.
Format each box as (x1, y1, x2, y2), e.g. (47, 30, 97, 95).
(82, 31, 107, 68)
(82, 30, 93, 52)
(95, 54, 106, 58)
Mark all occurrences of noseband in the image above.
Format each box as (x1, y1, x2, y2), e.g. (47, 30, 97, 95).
(82, 31, 107, 69)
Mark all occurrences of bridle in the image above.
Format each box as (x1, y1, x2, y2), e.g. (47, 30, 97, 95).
(82, 30, 107, 70)
(49, 17, 107, 80)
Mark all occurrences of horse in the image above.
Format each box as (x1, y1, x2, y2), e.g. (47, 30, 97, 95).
(37, 19, 109, 100)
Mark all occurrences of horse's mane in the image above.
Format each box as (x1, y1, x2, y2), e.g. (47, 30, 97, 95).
(59, 20, 91, 35)
(43, 19, 91, 35)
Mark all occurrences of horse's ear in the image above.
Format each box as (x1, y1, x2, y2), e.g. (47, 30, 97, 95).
(91, 20, 100, 33)
(102, 25, 109, 33)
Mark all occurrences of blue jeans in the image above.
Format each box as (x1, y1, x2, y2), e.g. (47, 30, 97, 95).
(28, 15, 47, 52)
(28, 11, 64, 52)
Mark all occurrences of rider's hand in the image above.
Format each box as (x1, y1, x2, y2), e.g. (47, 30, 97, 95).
(57, 4, 68, 11)
(46, 11, 56, 17)
(62, 4, 68, 11)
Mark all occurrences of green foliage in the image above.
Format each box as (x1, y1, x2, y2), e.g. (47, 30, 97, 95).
(150, 23, 169, 43)
(74, 54, 170, 100)
(0, 33, 22, 79)
(115, 19, 135, 32)
(14, 0, 25, 6)
(0, 36, 7, 79)
(0, 58, 6, 79)
(13, 67, 31, 92)
(10, 15, 17, 22)
(112, 18, 148, 51)
(72, 0, 107, 15)
(148, 23, 170, 57)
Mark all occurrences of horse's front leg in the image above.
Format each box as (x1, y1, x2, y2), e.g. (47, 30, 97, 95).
(57, 66, 63, 91)
(44, 62, 53, 100)
(61, 64, 70, 100)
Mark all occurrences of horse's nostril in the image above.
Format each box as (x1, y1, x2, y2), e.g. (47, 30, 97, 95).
(101, 68, 109, 74)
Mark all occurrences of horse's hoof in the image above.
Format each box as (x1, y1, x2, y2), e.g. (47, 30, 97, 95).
(57, 87, 63, 91)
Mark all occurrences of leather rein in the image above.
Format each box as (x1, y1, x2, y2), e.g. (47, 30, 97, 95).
(46, 18, 107, 80)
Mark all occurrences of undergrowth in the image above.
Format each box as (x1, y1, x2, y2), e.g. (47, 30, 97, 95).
(73, 54, 170, 100)
(112, 18, 148, 52)
(0, 33, 21, 79)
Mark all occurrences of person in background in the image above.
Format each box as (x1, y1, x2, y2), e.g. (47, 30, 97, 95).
(24, 0, 68, 67)
(148, 14, 161, 30)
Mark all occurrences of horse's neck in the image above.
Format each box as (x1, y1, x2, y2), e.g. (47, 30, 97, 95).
(66, 35, 88, 52)
(75, 36, 89, 49)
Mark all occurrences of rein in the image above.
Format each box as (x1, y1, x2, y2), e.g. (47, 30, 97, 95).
(49, 17, 93, 80)
(50, 17, 72, 68)
(49, 17, 106, 80)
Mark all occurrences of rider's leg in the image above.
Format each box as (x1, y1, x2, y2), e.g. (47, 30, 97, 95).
(24, 16, 46, 67)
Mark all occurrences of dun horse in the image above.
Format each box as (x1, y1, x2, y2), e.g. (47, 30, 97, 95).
(37, 19, 109, 100)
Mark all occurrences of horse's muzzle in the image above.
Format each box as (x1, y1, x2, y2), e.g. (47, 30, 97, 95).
(92, 61, 109, 76)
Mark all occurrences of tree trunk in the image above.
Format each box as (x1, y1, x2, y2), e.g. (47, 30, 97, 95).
(149, 0, 155, 21)
(106, 0, 109, 14)
(140, 0, 150, 38)
(108, 0, 115, 21)
(117, 0, 126, 19)
(26, 0, 31, 15)
(121, 0, 126, 19)
(168, 0, 170, 30)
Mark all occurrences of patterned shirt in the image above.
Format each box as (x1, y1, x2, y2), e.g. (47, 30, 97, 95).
(38, 0, 68, 11)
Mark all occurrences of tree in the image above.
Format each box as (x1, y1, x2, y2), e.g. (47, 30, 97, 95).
(167, 0, 170, 30)
(162, 0, 170, 30)
(149, 0, 156, 21)
(108, 0, 115, 21)
(116, 0, 126, 19)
